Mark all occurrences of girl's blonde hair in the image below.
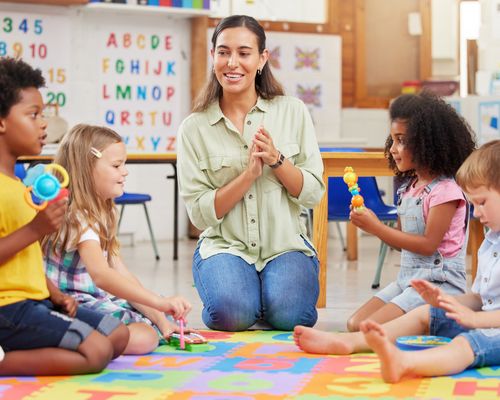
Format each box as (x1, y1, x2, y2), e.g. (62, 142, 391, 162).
(456, 139, 500, 193)
(43, 124, 123, 257)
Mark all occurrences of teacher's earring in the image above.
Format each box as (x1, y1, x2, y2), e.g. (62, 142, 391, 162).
(257, 69, 261, 75)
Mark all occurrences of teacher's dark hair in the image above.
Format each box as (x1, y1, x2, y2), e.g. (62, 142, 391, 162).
(192, 15, 284, 112)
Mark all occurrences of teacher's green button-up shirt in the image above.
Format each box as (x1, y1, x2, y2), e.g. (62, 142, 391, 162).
(178, 96, 325, 271)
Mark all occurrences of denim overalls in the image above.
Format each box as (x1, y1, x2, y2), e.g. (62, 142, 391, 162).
(375, 177, 468, 311)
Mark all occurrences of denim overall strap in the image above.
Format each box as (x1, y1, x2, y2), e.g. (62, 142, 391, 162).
(396, 177, 467, 291)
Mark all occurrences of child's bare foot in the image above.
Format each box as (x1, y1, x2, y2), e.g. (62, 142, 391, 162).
(293, 326, 355, 355)
(360, 320, 409, 383)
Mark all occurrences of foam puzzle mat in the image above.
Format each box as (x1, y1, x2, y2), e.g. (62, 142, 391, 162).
(1, 330, 499, 399)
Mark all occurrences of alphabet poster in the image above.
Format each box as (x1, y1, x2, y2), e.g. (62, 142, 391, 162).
(96, 25, 184, 153)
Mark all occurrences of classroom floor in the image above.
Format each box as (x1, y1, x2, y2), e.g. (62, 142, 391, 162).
(4, 231, 485, 400)
(121, 227, 474, 332)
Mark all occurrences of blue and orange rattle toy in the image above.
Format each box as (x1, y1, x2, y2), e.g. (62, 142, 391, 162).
(343, 166, 364, 210)
(23, 163, 69, 211)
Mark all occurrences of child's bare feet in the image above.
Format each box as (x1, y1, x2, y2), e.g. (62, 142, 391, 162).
(360, 320, 409, 383)
(293, 326, 355, 355)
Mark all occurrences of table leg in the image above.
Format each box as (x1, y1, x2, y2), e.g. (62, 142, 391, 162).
(313, 174, 328, 308)
(468, 219, 484, 281)
(167, 164, 179, 261)
(346, 222, 358, 260)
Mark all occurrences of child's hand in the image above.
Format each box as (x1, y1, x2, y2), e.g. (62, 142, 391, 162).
(158, 319, 199, 339)
(438, 296, 477, 329)
(50, 291, 78, 318)
(411, 279, 443, 307)
(349, 207, 381, 234)
(158, 296, 192, 320)
(29, 198, 67, 236)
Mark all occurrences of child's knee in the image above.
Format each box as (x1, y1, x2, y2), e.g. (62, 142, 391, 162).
(109, 323, 130, 358)
(80, 331, 114, 372)
(126, 323, 159, 354)
(346, 316, 361, 332)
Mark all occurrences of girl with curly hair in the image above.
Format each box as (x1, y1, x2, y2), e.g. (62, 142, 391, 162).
(294, 92, 476, 352)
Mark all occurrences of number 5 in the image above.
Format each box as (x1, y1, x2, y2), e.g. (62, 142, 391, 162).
(34, 19, 43, 35)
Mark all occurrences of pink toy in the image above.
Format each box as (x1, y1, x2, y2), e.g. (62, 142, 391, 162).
(179, 318, 185, 350)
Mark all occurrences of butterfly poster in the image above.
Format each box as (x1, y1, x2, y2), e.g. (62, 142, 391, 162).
(263, 31, 341, 143)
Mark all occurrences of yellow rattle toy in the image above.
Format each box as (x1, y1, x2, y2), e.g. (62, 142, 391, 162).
(343, 166, 364, 210)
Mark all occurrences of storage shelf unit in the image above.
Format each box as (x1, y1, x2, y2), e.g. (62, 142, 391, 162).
(83, 2, 211, 18)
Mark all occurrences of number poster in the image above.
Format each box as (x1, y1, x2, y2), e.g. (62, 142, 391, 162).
(0, 12, 71, 113)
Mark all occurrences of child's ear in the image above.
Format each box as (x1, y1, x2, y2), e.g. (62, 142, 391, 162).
(0, 117, 6, 134)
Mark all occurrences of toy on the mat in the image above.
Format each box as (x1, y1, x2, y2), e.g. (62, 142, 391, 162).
(23, 163, 69, 211)
(343, 166, 364, 211)
(168, 332, 210, 352)
(396, 335, 451, 351)
(179, 318, 185, 350)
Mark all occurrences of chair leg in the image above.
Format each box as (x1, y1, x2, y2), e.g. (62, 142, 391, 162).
(118, 205, 125, 230)
(372, 241, 389, 289)
(371, 221, 395, 289)
(143, 203, 160, 261)
(336, 222, 346, 251)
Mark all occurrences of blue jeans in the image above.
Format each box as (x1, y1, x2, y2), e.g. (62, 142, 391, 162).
(192, 245, 319, 331)
(0, 299, 121, 351)
(430, 307, 500, 369)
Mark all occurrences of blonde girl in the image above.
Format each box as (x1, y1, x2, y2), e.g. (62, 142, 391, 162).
(43, 124, 191, 354)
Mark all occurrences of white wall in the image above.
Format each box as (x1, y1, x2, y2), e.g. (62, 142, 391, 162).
(478, 0, 500, 72)
(209, 0, 327, 23)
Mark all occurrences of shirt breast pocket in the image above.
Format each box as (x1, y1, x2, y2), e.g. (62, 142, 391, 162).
(263, 143, 301, 192)
(199, 156, 239, 188)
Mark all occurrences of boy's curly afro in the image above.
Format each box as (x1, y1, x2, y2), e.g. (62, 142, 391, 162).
(0, 57, 45, 118)
(384, 91, 476, 179)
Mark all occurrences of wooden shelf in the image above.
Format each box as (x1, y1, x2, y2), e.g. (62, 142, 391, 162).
(0, 0, 87, 4)
(82, 2, 211, 18)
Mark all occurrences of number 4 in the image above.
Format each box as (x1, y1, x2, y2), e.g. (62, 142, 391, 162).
(18, 18, 28, 33)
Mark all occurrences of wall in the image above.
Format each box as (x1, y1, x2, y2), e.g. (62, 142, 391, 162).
(209, 0, 327, 23)
(478, 0, 500, 72)
(0, 1, 192, 242)
(72, 8, 192, 244)
(431, 0, 459, 78)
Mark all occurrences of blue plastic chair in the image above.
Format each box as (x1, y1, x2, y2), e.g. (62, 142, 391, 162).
(320, 147, 398, 289)
(115, 193, 160, 261)
(328, 176, 397, 288)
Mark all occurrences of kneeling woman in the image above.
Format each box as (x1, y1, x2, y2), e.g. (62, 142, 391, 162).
(178, 15, 325, 331)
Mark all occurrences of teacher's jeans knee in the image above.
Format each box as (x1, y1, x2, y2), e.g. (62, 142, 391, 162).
(193, 248, 261, 331)
(261, 250, 319, 331)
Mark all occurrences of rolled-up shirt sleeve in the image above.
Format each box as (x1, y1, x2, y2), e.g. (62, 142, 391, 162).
(178, 118, 223, 230)
(287, 101, 325, 208)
